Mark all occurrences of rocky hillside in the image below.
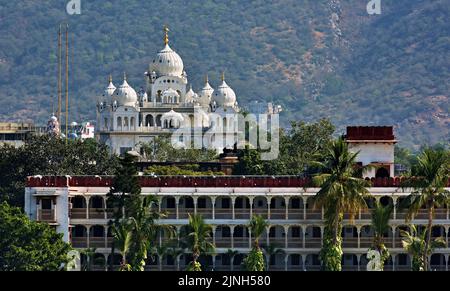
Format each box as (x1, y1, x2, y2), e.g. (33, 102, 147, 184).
(0, 0, 448, 149)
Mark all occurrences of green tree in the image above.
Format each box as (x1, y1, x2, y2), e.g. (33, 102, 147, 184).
(313, 137, 371, 271)
(400, 225, 445, 271)
(244, 215, 268, 271)
(370, 201, 393, 269)
(111, 219, 133, 271)
(145, 164, 224, 176)
(0, 136, 118, 207)
(262, 244, 285, 271)
(400, 148, 450, 271)
(182, 214, 215, 271)
(0, 202, 72, 271)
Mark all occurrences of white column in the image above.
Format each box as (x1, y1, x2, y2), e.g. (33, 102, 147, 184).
(193, 197, 198, 215)
(392, 227, 396, 249)
(211, 197, 216, 220)
(103, 197, 108, 220)
(104, 226, 108, 248)
(231, 197, 236, 220)
(249, 197, 254, 219)
(86, 225, 90, 248)
(285, 197, 290, 220)
(356, 254, 361, 272)
(267, 197, 271, 220)
(212, 226, 217, 247)
(266, 226, 270, 247)
(302, 198, 307, 220)
(357, 226, 361, 249)
(230, 225, 235, 249)
(302, 226, 306, 249)
(86, 197, 90, 220)
(393, 197, 398, 220)
(284, 225, 289, 249)
(175, 197, 180, 220)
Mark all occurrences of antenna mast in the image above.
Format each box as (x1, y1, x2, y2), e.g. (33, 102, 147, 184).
(65, 24, 69, 143)
(57, 24, 62, 130)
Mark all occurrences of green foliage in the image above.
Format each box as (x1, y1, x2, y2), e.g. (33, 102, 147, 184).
(234, 119, 335, 175)
(181, 214, 215, 271)
(0, 202, 72, 271)
(0, 135, 118, 207)
(400, 148, 450, 271)
(139, 136, 217, 162)
(313, 137, 371, 271)
(370, 201, 393, 269)
(400, 225, 446, 271)
(248, 215, 268, 248)
(320, 226, 343, 272)
(244, 248, 265, 272)
(1, 0, 448, 148)
(145, 164, 224, 176)
(108, 154, 173, 271)
(186, 261, 202, 271)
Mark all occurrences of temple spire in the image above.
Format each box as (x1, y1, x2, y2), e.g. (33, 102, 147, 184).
(163, 25, 169, 45)
(221, 72, 225, 82)
(109, 74, 113, 83)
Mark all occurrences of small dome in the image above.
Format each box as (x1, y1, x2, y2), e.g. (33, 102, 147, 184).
(161, 109, 185, 128)
(214, 74, 236, 107)
(113, 74, 138, 106)
(185, 86, 196, 103)
(150, 44, 184, 77)
(103, 75, 116, 97)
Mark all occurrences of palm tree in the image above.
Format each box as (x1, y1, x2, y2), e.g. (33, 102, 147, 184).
(400, 225, 445, 271)
(167, 247, 185, 271)
(226, 249, 239, 271)
(127, 196, 175, 271)
(150, 245, 169, 271)
(312, 137, 371, 271)
(370, 201, 393, 269)
(262, 244, 285, 271)
(400, 148, 450, 271)
(111, 219, 133, 271)
(80, 248, 97, 271)
(182, 213, 215, 271)
(244, 215, 268, 271)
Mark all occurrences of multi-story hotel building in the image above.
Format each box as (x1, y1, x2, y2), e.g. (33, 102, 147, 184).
(24, 127, 450, 271)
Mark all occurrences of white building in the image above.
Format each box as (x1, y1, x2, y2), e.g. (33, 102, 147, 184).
(96, 27, 252, 156)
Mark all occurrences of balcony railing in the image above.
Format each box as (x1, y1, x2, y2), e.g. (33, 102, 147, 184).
(215, 238, 232, 248)
(196, 209, 213, 219)
(234, 209, 250, 219)
(72, 237, 88, 248)
(161, 208, 176, 219)
(359, 237, 373, 248)
(37, 209, 56, 222)
(89, 208, 106, 219)
(287, 238, 303, 248)
(304, 238, 321, 248)
(233, 237, 250, 248)
(305, 210, 322, 220)
(178, 208, 195, 219)
(253, 208, 268, 219)
(287, 209, 303, 220)
(89, 237, 106, 248)
(71, 209, 87, 219)
(342, 238, 358, 248)
(215, 209, 233, 219)
(270, 209, 286, 220)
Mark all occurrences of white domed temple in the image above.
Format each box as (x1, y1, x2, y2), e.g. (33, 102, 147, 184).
(96, 26, 256, 156)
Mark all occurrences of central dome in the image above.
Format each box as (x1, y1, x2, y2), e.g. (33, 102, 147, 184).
(150, 44, 184, 77)
(113, 74, 138, 107)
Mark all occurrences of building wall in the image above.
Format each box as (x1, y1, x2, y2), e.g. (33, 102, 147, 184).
(25, 180, 450, 271)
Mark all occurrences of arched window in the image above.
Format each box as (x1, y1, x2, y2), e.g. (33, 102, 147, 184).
(164, 120, 169, 129)
(117, 117, 122, 130)
(145, 115, 154, 127)
(156, 90, 162, 103)
(130, 117, 135, 129)
(124, 117, 129, 129)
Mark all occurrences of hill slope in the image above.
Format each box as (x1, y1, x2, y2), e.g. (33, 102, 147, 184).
(0, 0, 448, 149)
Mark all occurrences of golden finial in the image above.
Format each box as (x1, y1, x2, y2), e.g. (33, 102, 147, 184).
(163, 25, 170, 45)
(205, 74, 209, 84)
(123, 72, 127, 81)
(109, 74, 113, 83)
(221, 72, 225, 82)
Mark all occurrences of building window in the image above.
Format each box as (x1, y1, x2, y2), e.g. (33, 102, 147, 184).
(41, 199, 52, 210)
